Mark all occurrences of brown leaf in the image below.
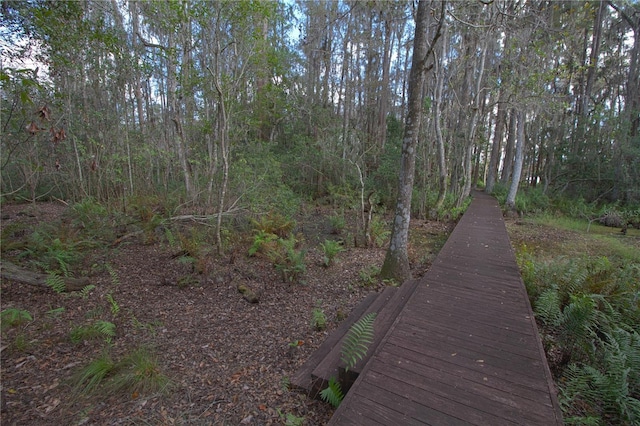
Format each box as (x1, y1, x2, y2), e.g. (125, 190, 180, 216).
(26, 121, 40, 135)
(38, 105, 51, 121)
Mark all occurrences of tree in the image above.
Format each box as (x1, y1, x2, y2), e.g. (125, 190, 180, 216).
(381, 0, 444, 283)
(506, 110, 525, 211)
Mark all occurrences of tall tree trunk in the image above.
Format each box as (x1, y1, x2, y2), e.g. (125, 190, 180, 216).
(458, 38, 488, 206)
(381, 0, 443, 283)
(434, 24, 448, 209)
(500, 109, 517, 184)
(506, 110, 526, 210)
(485, 93, 507, 194)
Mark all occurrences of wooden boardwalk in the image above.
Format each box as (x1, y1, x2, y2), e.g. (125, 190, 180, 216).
(327, 192, 563, 425)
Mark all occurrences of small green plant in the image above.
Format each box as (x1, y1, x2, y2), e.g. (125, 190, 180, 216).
(369, 216, 390, 248)
(72, 284, 95, 299)
(46, 273, 66, 293)
(329, 212, 346, 234)
(248, 230, 278, 257)
(72, 350, 116, 395)
(26, 231, 80, 276)
(312, 308, 327, 331)
(74, 344, 168, 400)
(177, 273, 200, 288)
(271, 235, 306, 283)
(320, 239, 345, 267)
(359, 265, 380, 286)
(105, 293, 120, 316)
(1, 308, 33, 331)
(46, 307, 66, 318)
(70, 320, 116, 344)
(164, 227, 178, 248)
(320, 376, 344, 408)
(105, 264, 120, 286)
(109, 346, 171, 396)
(341, 312, 377, 372)
(280, 375, 291, 391)
(277, 409, 305, 426)
(11, 332, 30, 352)
(251, 212, 296, 238)
(130, 316, 162, 335)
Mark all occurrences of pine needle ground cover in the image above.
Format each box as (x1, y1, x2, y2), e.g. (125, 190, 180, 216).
(0, 200, 450, 425)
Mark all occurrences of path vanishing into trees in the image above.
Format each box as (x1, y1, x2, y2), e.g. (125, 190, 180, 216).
(296, 191, 564, 425)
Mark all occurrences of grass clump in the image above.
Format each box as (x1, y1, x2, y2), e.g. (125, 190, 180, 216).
(72, 346, 171, 398)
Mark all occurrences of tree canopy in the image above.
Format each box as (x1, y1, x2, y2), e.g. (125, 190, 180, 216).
(2, 0, 638, 215)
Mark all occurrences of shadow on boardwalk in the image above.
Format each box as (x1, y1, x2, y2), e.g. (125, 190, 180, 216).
(327, 191, 563, 425)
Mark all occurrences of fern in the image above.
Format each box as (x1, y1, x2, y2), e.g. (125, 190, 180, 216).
(312, 308, 327, 331)
(535, 286, 562, 328)
(341, 312, 377, 372)
(105, 263, 120, 286)
(46, 273, 66, 293)
(71, 320, 116, 344)
(1, 308, 33, 330)
(94, 320, 116, 340)
(78, 284, 95, 299)
(320, 376, 344, 408)
(105, 293, 120, 316)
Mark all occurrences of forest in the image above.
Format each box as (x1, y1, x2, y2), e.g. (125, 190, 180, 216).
(1, 0, 639, 425)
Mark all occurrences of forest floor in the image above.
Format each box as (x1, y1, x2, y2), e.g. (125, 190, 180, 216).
(0, 200, 452, 426)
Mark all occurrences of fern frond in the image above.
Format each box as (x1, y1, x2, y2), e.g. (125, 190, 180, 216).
(341, 312, 377, 372)
(46, 273, 66, 293)
(78, 284, 95, 299)
(535, 286, 562, 327)
(105, 293, 120, 316)
(94, 320, 116, 338)
(320, 376, 344, 408)
(105, 264, 120, 286)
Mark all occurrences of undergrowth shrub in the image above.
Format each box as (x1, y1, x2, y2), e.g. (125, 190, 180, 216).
(523, 253, 640, 424)
(270, 235, 306, 284)
(320, 239, 344, 267)
(251, 213, 295, 239)
(1, 308, 33, 332)
(431, 193, 471, 222)
(22, 228, 82, 276)
(311, 307, 327, 331)
(514, 188, 550, 214)
(369, 216, 390, 247)
(68, 197, 114, 241)
(329, 212, 346, 235)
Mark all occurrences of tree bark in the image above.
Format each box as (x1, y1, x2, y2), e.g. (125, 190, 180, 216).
(0, 261, 90, 292)
(381, 0, 443, 283)
(485, 93, 507, 194)
(500, 109, 517, 184)
(506, 110, 526, 211)
(433, 24, 448, 209)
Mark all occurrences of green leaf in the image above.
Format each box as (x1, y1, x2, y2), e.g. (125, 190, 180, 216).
(320, 376, 344, 408)
(341, 312, 377, 372)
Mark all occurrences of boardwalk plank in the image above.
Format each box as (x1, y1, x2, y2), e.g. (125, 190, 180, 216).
(327, 192, 563, 425)
(372, 347, 557, 424)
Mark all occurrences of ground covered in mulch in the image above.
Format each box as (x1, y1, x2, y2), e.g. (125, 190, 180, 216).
(1, 201, 452, 426)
